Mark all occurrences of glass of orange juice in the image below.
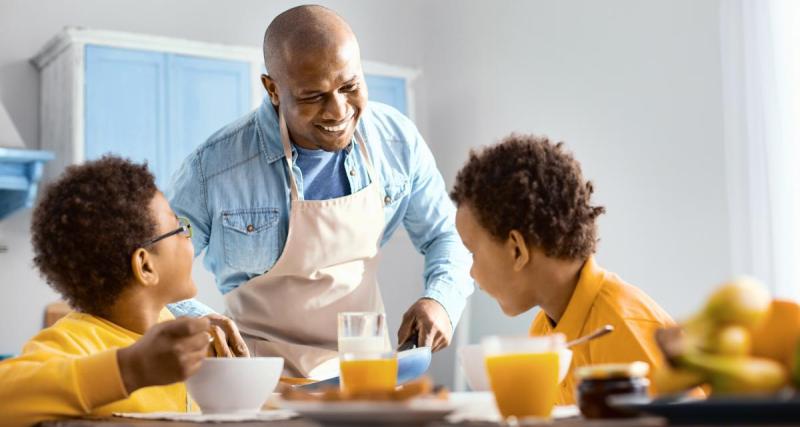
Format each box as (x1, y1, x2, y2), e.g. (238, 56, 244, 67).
(482, 334, 565, 421)
(337, 312, 397, 393)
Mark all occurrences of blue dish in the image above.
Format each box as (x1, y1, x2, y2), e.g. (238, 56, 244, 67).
(297, 347, 432, 391)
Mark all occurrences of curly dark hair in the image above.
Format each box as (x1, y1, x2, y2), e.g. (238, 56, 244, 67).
(450, 134, 605, 260)
(31, 156, 159, 316)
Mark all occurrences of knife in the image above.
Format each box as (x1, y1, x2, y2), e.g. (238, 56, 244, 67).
(398, 331, 419, 352)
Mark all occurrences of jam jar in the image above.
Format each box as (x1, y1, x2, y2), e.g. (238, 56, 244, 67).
(576, 361, 650, 419)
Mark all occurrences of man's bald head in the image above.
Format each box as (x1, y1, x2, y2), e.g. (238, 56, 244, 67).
(264, 5, 357, 79)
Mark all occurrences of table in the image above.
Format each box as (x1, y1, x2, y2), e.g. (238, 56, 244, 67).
(41, 417, 800, 427)
(40, 417, 669, 427)
(35, 392, 800, 427)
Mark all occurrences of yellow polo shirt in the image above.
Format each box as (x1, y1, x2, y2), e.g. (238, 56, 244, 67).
(530, 257, 674, 404)
(0, 309, 191, 427)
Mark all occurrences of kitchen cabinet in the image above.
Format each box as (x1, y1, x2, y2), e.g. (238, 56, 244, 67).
(32, 28, 260, 188)
(32, 28, 417, 187)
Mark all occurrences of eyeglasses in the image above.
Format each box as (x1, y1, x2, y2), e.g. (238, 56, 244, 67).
(142, 216, 192, 248)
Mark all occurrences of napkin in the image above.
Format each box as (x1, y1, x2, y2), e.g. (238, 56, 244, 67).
(446, 392, 580, 423)
(112, 409, 297, 423)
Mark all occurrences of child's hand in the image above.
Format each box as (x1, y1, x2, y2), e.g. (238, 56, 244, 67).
(204, 313, 250, 358)
(117, 317, 211, 394)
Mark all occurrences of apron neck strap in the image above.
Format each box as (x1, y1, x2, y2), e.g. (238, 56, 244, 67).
(353, 129, 378, 184)
(279, 111, 378, 201)
(279, 112, 302, 201)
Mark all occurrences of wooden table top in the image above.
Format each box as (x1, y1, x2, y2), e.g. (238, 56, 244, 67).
(39, 416, 669, 427)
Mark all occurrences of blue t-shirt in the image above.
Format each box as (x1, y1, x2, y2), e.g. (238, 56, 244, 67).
(293, 144, 351, 200)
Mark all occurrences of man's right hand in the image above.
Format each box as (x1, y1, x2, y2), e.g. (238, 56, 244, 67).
(117, 317, 211, 394)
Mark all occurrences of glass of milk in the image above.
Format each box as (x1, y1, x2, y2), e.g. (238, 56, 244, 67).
(337, 312, 390, 355)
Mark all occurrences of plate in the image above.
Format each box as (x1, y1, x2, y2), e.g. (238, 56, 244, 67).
(297, 347, 431, 391)
(278, 398, 456, 426)
(609, 394, 800, 425)
(112, 410, 295, 422)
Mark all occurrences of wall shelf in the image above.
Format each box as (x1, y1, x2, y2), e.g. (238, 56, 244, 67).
(0, 147, 54, 220)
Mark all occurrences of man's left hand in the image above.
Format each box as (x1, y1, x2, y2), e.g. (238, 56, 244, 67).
(397, 298, 453, 352)
(204, 313, 250, 357)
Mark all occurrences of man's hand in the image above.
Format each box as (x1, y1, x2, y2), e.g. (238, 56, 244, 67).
(397, 298, 453, 352)
(203, 313, 250, 358)
(117, 317, 211, 394)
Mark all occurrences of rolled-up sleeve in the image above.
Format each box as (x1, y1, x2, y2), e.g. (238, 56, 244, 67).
(402, 128, 474, 326)
(165, 151, 216, 317)
(166, 151, 211, 256)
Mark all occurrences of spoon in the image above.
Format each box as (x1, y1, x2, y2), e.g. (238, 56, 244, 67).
(565, 324, 614, 348)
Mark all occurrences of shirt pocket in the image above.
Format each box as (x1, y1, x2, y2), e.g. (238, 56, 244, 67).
(382, 175, 410, 207)
(221, 207, 280, 274)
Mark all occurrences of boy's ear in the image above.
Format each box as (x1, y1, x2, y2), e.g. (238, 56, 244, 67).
(131, 248, 159, 288)
(508, 230, 530, 272)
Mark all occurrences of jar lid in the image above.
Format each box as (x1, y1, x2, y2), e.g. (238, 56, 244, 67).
(575, 361, 650, 380)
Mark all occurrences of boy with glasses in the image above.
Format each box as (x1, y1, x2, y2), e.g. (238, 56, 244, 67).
(0, 156, 246, 426)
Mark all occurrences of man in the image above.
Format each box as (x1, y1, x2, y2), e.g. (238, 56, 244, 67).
(167, 5, 472, 377)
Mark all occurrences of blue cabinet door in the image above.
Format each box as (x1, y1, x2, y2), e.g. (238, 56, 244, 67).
(364, 75, 407, 116)
(85, 46, 166, 181)
(166, 55, 251, 185)
(85, 45, 251, 188)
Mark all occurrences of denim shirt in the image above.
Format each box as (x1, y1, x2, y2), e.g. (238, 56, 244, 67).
(165, 99, 474, 325)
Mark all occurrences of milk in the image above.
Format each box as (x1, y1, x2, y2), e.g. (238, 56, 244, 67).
(338, 336, 389, 355)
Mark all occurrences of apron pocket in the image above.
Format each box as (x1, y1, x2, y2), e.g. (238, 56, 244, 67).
(221, 207, 280, 273)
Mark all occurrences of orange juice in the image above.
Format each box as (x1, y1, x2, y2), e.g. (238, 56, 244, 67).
(340, 357, 398, 393)
(485, 352, 559, 419)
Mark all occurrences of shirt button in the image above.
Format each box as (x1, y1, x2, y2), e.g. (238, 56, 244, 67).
(349, 169, 356, 176)
(384, 196, 392, 205)
(246, 224, 255, 233)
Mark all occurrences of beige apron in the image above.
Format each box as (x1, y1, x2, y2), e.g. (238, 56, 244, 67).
(225, 112, 386, 378)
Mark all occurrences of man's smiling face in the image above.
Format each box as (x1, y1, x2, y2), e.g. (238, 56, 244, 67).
(265, 35, 367, 152)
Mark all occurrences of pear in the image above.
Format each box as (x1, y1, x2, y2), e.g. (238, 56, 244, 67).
(703, 325, 751, 356)
(702, 276, 771, 330)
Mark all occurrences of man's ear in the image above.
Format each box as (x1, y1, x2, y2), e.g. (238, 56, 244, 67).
(131, 248, 159, 288)
(508, 230, 530, 272)
(261, 74, 280, 107)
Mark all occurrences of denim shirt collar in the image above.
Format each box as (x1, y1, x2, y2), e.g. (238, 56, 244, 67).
(255, 98, 357, 164)
(255, 98, 287, 164)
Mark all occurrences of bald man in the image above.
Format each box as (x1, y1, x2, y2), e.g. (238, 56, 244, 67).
(166, 5, 473, 377)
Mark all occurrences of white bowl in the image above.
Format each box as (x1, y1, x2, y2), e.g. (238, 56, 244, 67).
(186, 357, 283, 414)
(457, 344, 572, 391)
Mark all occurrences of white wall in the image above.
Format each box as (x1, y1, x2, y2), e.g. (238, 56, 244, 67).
(1, 0, 732, 388)
(419, 0, 731, 346)
(0, 0, 431, 361)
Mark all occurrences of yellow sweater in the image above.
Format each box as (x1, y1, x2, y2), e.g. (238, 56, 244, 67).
(0, 309, 190, 427)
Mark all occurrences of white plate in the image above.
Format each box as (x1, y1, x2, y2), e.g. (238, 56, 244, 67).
(278, 398, 457, 425)
(112, 410, 296, 422)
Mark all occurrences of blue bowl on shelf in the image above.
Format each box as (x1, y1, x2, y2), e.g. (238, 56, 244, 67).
(297, 347, 432, 391)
